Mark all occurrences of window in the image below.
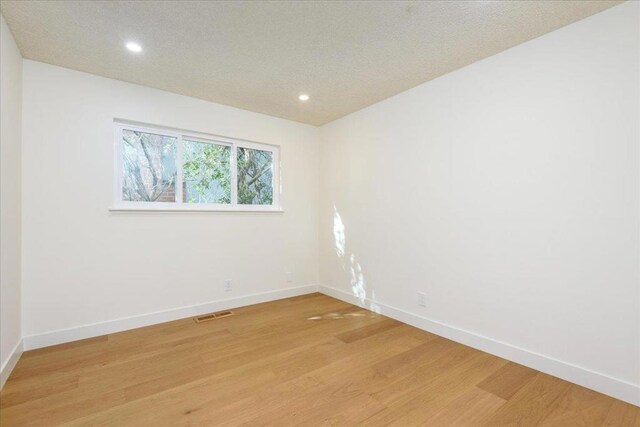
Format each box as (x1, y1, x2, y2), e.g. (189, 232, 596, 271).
(183, 139, 231, 204)
(121, 130, 177, 202)
(237, 147, 273, 205)
(113, 123, 280, 211)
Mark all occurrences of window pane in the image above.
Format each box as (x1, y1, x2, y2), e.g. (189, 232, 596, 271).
(122, 130, 177, 202)
(237, 147, 273, 205)
(182, 140, 231, 204)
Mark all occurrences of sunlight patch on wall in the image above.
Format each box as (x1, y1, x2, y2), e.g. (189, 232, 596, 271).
(369, 290, 381, 314)
(350, 253, 366, 305)
(333, 206, 345, 258)
(333, 205, 380, 314)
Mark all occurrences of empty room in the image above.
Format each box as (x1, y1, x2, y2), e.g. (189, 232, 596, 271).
(0, 0, 638, 425)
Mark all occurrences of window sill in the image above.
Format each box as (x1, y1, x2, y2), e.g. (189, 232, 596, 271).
(109, 206, 284, 213)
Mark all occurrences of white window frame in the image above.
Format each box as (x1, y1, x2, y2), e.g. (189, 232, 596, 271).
(112, 121, 281, 212)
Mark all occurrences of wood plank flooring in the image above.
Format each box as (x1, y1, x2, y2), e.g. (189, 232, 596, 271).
(1, 293, 638, 426)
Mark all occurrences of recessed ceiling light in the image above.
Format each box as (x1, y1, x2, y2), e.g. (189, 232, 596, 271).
(298, 94, 310, 102)
(126, 42, 142, 53)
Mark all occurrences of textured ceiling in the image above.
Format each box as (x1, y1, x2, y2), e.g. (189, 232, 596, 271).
(0, 0, 622, 125)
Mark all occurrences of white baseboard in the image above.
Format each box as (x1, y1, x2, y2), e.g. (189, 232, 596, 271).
(1, 339, 24, 389)
(318, 284, 640, 407)
(23, 285, 319, 351)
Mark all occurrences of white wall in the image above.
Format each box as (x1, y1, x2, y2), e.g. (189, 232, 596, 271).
(0, 15, 23, 385)
(320, 1, 639, 404)
(21, 61, 320, 341)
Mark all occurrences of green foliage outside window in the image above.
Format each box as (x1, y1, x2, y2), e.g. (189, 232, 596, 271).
(182, 141, 231, 204)
(237, 147, 273, 205)
(122, 129, 274, 206)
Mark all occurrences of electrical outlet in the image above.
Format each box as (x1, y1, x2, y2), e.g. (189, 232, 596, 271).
(286, 272, 293, 283)
(224, 280, 232, 292)
(418, 292, 426, 307)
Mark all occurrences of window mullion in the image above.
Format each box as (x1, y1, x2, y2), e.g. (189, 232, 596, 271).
(273, 148, 279, 209)
(176, 135, 184, 204)
(231, 143, 238, 206)
(115, 125, 123, 204)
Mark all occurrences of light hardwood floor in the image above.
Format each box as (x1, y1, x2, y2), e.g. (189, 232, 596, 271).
(1, 293, 638, 426)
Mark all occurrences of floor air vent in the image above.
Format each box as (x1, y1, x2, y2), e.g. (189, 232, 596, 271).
(194, 311, 234, 323)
